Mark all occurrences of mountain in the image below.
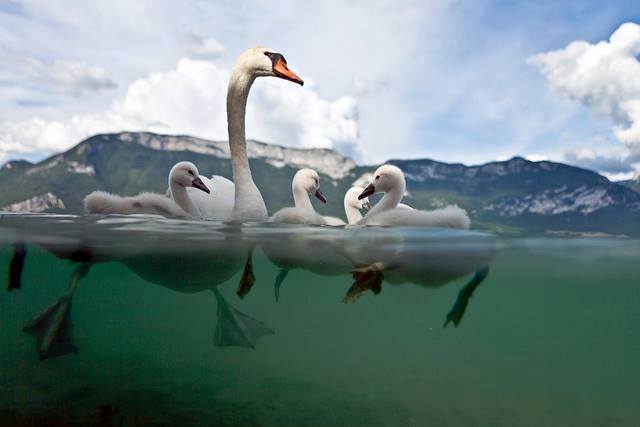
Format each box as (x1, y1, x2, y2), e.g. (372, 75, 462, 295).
(2, 132, 640, 236)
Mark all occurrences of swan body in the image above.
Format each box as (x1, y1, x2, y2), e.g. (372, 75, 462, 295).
(84, 191, 191, 217)
(180, 175, 235, 220)
(270, 169, 327, 225)
(84, 162, 210, 218)
(359, 164, 470, 229)
(203, 46, 304, 222)
(323, 216, 346, 226)
(363, 205, 470, 228)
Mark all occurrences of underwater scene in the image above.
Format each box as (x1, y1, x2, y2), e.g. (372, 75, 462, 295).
(1, 213, 639, 426)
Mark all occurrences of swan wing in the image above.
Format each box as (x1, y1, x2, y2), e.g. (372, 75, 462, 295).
(365, 206, 470, 229)
(84, 191, 188, 217)
(323, 215, 346, 226)
(270, 207, 327, 225)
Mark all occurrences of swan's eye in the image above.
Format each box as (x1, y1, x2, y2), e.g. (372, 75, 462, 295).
(375, 175, 380, 180)
(188, 170, 194, 176)
(264, 52, 285, 67)
(315, 179, 318, 185)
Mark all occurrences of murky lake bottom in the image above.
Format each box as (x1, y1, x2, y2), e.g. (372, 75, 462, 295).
(0, 214, 639, 426)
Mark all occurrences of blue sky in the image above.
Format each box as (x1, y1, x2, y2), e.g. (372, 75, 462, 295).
(1, 1, 640, 180)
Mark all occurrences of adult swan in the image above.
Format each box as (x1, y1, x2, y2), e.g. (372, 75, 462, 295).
(186, 47, 304, 221)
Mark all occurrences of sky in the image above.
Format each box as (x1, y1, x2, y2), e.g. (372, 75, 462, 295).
(1, 0, 640, 180)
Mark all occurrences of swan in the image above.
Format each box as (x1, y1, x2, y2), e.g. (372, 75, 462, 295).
(180, 47, 304, 222)
(322, 186, 371, 225)
(270, 168, 328, 225)
(358, 164, 470, 229)
(84, 161, 210, 218)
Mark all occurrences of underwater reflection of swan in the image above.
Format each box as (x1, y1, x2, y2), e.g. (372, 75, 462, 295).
(260, 225, 497, 327)
(345, 227, 497, 327)
(5, 216, 274, 359)
(259, 225, 356, 301)
(120, 229, 274, 348)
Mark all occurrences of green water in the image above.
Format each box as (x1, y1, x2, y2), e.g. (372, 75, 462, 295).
(1, 215, 639, 426)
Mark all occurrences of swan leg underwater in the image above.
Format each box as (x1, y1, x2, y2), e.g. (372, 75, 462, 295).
(443, 266, 490, 328)
(8, 241, 26, 291)
(23, 263, 90, 360)
(273, 269, 289, 302)
(236, 247, 256, 299)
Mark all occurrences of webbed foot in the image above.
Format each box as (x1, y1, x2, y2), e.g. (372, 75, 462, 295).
(211, 288, 274, 348)
(23, 263, 90, 360)
(23, 295, 77, 360)
(343, 262, 385, 303)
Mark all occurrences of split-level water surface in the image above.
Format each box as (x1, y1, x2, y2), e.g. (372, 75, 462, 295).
(0, 213, 638, 425)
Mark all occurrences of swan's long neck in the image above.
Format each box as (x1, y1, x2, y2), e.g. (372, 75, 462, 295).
(293, 183, 314, 211)
(365, 181, 405, 219)
(344, 202, 363, 224)
(227, 68, 268, 221)
(170, 180, 200, 217)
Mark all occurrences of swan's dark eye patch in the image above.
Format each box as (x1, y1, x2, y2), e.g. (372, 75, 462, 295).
(264, 51, 286, 66)
(188, 170, 194, 176)
(375, 175, 380, 180)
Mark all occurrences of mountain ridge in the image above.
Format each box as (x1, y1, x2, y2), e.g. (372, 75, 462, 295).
(2, 132, 639, 236)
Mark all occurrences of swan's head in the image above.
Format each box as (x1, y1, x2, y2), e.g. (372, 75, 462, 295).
(293, 168, 326, 203)
(358, 164, 405, 200)
(344, 187, 371, 212)
(236, 46, 304, 85)
(169, 161, 210, 194)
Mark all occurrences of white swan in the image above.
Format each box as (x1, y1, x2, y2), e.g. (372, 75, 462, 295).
(181, 47, 304, 222)
(270, 168, 327, 225)
(322, 186, 371, 225)
(358, 164, 470, 228)
(84, 161, 210, 217)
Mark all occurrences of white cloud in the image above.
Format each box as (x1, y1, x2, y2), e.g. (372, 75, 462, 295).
(184, 34, 226, 59)
(0, 57, 359, 160)
(525, 154, 549, 162)
(23, 58, 117, 95)
(563, 144, 640, 177)
(529, 22, 640, 152)
(602, 171, 636, 182)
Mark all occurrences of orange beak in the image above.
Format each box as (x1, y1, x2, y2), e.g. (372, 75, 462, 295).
(273, 58, 304, 86)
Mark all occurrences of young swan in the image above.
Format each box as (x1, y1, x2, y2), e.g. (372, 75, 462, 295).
(270, 169, 328, 225)
(325, 186, 410, 225)
(358, 164, 470, 229)
(84, 161, 210, 218)
(327, 186, 371, 225)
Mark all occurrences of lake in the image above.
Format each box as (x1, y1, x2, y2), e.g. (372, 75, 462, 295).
(1, 213, 638, 426)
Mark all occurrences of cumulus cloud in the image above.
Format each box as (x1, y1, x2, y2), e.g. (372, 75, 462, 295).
(524, 154, 549, 162)
(23, 58, 117, 95)
(0, 57, 359, 160)
(183, 34, 226, 59)
(563, 146, 640, 180)
(530, 22, 640, 175)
